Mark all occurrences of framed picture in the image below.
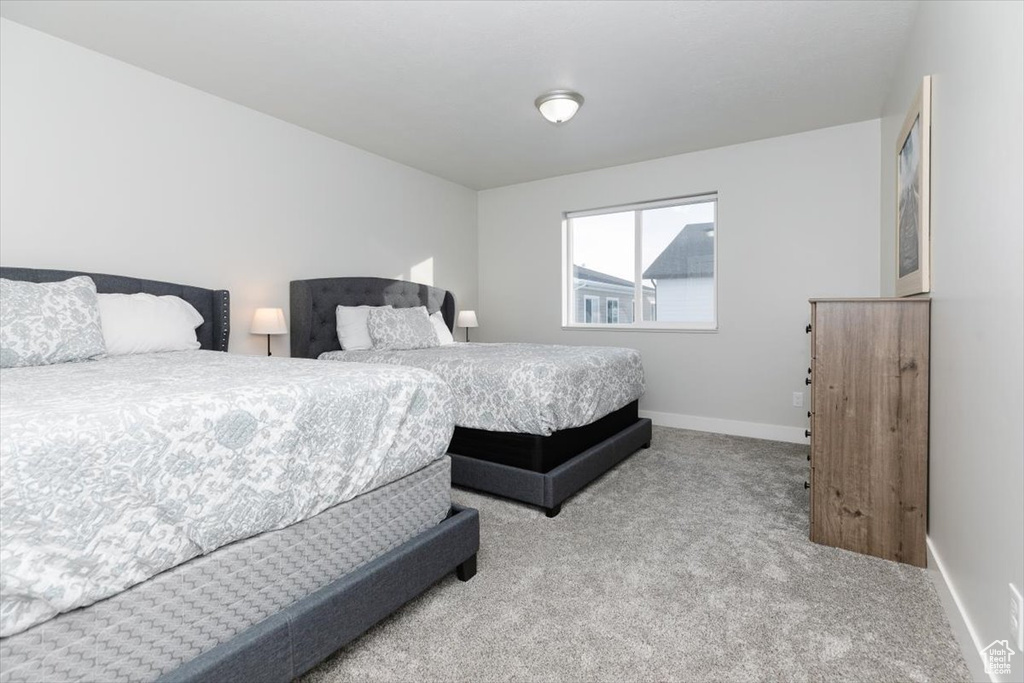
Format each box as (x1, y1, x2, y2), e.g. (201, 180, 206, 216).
(895, 75, 932, 297)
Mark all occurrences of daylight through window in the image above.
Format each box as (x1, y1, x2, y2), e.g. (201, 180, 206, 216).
(564, 194, 717, 330)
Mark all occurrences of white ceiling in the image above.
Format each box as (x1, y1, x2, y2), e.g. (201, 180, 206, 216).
(0, 0, 918, 190)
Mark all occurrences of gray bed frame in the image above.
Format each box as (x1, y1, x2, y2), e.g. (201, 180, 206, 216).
(0, 267, 480, 683)
(290, 276, 653, 517)
(161, 505, 479, 683)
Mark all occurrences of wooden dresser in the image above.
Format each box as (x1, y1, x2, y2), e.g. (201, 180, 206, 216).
(806, 298, 930, 567)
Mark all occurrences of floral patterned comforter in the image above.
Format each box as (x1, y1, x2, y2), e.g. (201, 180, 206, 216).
(319, 343, 645, 435)
(0, 351, 454, 637)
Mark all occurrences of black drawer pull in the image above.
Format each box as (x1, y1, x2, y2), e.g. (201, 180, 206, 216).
(807, 411, 812, 418)
(805, 429, 811, 438)
(805, 378, 812, 385)
(806, 324, 812, 333)
(804, 481, 810, 489)
(807, 453, 811, 461)
(807, 367, 812, 374)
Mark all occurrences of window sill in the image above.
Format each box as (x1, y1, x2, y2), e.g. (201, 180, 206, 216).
(561, 323, 718, 333)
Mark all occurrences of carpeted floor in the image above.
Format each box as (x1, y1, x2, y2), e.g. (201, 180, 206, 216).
(303, 426, 970, 682)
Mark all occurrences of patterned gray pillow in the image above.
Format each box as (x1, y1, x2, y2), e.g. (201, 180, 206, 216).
(366, 306, 439, 350)
(0, 276, 107, 368)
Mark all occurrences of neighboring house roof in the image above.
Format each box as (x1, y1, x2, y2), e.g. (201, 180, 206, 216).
(573, 265, 656, 294)
(573, 265, 633, 288)
(642, 222, 715, 279)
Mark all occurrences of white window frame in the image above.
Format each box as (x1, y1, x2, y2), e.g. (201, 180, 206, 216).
(562, 193, 718, 332)
(606, 298, 620, 324)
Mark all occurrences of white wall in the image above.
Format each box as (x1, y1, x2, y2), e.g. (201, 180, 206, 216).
(0, 18, 478, 356)
(479, 120, 880, 441)
(878, 2, 1024, 679)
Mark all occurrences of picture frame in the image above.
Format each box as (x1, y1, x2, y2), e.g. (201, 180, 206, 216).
(895, 75, 932, 297)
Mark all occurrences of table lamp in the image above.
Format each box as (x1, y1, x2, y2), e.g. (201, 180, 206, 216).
(457, 310, 478, 343)
(251, 307, 287, 356)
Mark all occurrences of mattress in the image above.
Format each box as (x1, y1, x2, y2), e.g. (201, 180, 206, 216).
(319, 342, 645, 435)
(0, 458, 451, 683)
(0, 350, 455, 636)
(448, 400, 641, 473)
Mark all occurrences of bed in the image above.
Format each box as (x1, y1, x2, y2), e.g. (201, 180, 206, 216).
(290, 276, 653, 517)
(0, 267, 479, 683)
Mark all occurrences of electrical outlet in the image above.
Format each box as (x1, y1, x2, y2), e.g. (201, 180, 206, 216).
(792, 392, 804, 407)
(1011, 583, 1024, 651)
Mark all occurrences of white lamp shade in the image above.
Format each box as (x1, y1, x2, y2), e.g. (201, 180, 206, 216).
(251, 307, 288, 335)
(457, 310, 479, 328)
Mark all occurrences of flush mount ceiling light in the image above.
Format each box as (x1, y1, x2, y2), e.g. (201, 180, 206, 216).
(535, 90, 584, 124)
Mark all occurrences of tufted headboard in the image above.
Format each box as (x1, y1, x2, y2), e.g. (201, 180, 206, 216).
(290, 277, 455, 359)
(0, 267, 230, 352)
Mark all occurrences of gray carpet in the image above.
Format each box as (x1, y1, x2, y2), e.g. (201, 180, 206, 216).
(303, 426, 970, 682)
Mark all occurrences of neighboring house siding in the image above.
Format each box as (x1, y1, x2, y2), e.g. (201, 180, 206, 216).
(641, 222, 715, 324)
(653, 278, 714, 323)
(574, 281, 636, 323)
(570, 265, 655, 324)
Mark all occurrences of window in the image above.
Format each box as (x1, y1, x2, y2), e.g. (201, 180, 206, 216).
(563, 194, 717, 330)
(606, 298, 620, 324)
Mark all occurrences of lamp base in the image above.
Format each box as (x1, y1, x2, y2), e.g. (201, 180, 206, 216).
(266, 334, 272, 356)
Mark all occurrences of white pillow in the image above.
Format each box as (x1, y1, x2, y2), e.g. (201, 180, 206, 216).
(336, 305, 391, 350)
(97, 293, 203, 356)
(430, 311, 455, 346)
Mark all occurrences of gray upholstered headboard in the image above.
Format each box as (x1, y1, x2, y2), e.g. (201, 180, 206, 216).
(0, 267, 230, 352)
(290, 277, 455, 359)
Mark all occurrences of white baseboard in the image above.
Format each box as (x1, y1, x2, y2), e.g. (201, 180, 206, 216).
(639, 410, 808, 444)
(926, 537, 992, 682)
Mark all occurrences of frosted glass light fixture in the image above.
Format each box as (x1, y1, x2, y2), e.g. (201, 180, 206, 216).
(535, 90, 584, 124)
